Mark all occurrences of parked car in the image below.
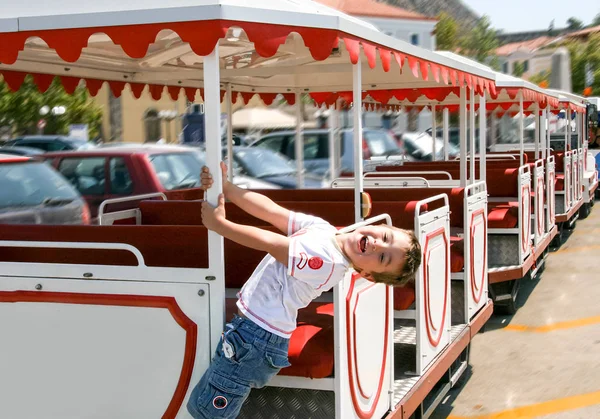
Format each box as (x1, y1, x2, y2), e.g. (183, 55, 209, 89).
(424, 127, 490, 151)
(0, 154, 90, 225)
(4, 135, 95, 152)
(0, 145, 45, 157)
(43, 145, 280, 218)
(98, 143, 281, 189)
(227, 146, 326, 189)
(399, 132, 460, 161)
(249, 128, 405, 176)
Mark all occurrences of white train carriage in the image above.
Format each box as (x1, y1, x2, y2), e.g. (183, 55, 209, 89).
(0, 0, 498, 418)
(348, 58, 562, 314)
(492, 92, 591, 243)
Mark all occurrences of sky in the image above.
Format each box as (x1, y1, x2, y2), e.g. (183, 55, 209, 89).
(461, 0, 599, 33)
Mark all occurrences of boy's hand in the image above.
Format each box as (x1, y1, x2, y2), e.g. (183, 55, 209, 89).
(200, 161, 230, 191)
(200, 166, 214, 191)
(202, 193, 227, 231)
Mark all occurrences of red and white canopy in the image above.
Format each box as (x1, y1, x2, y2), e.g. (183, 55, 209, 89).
(337, 52, 561, 115)
(545, 89, 587, 113)
(0, 0, 497, 102)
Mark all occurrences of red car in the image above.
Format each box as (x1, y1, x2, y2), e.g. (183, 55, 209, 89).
(44, 145, 208, 218)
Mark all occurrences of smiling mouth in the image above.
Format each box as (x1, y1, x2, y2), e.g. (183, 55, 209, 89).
(359, 236, 367, 253)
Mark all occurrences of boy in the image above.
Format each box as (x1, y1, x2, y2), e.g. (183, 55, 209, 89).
(187, 162, 421, 419)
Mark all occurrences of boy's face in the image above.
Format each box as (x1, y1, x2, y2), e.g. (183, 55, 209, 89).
(338, 225, 409, 281)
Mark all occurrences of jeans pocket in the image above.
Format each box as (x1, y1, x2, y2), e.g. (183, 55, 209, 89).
(194, 372, 250, 419)
(265, 351, 291, 370)
(223, 329, 254, 364)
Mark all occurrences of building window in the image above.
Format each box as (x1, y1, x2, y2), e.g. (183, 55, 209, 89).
(410, 33, 420, 46)
(144, 108, 161, 143)
(502, 62, 509, 74)
(384, 31, 393, 37)
(523, 60, 529, 72)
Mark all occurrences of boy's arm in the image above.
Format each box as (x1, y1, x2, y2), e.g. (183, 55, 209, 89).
(203, 163, 290, 234)
(202, 194, 289, 265)
(224, 182, 290, 234)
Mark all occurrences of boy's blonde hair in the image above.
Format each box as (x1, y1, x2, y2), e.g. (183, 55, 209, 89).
(371, 226, 421, 287)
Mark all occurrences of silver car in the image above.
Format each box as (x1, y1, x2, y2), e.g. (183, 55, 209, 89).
(0, 154, 90, 224)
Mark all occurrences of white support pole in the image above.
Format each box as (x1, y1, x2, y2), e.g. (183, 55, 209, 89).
(479, 93, 487, 182)
(565, 107, 569, 151)
(534, 104, 540, 160)
(491, 112, 497, 147)
(459, 87, 467, 187)
(546, 105, 551, 157)
(576, 112, 581, 150)
(540, 107, 547, 159)
(353, 59, 364, 222)
(443, 107, 449, 161)
(226, 83, 234, 181)
(431, 105, 437, 161)
(328, 105, 337, 184)
(469, 87, 476, 184)
(519, 92, 524, 167)
(204, 46, 225, 355)
(295, 90, 304, 188)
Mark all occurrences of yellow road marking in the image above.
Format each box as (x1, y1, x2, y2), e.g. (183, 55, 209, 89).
(504, 315, 600, 333)
(448, 390, 600, 419)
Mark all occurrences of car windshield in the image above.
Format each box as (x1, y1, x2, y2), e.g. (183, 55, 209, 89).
(364, 131, 400, 156)
(149, 152, 205, 190)
(69, 139, 96, 150)
(0, 161, 80, 209)
(235, 148, 296, 178)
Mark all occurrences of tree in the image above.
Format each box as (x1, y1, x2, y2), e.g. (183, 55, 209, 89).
(592, 13, 600, 27)
(566, 17, 584, 31)
(548, 19, 556, 36)
(459, 16, 499, 65)
(566, 33, 600, 95)
(0, 76, 103, 138)
(435, 12, 459, 51)
(512, 62, 526, 78)
(529, 70, 551, 88)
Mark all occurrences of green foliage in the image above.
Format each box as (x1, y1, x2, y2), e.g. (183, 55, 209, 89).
(592, 13, 600, 27)
(0, 76, 103, 138)
(529, 70, 551, 87)
(458, 16, 499, 64)
(566, 17, 584, 30)
(435, 12, 459, 51)
(512, 62, 526, 78)
(567, 33, 600, 95)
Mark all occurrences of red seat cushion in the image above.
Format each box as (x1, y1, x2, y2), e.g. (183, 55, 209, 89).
(226, 299, 335, 379)
(488, 203, 519, 228)
(394, 286, 416, 310)
(450, 236, 465, 273)
(555, 174, 565, 191)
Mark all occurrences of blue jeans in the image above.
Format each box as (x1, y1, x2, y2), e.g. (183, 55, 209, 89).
(187, 315, 291, 419)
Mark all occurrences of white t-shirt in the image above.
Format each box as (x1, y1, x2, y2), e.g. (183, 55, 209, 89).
(236, 211, 351, 338)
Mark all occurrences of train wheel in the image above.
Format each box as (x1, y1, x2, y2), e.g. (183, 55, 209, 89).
(580, 203, 591, 219)
(551, 224, 564, 248)
(503, 278, 521, 315)
(492, 278, 521, 316)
